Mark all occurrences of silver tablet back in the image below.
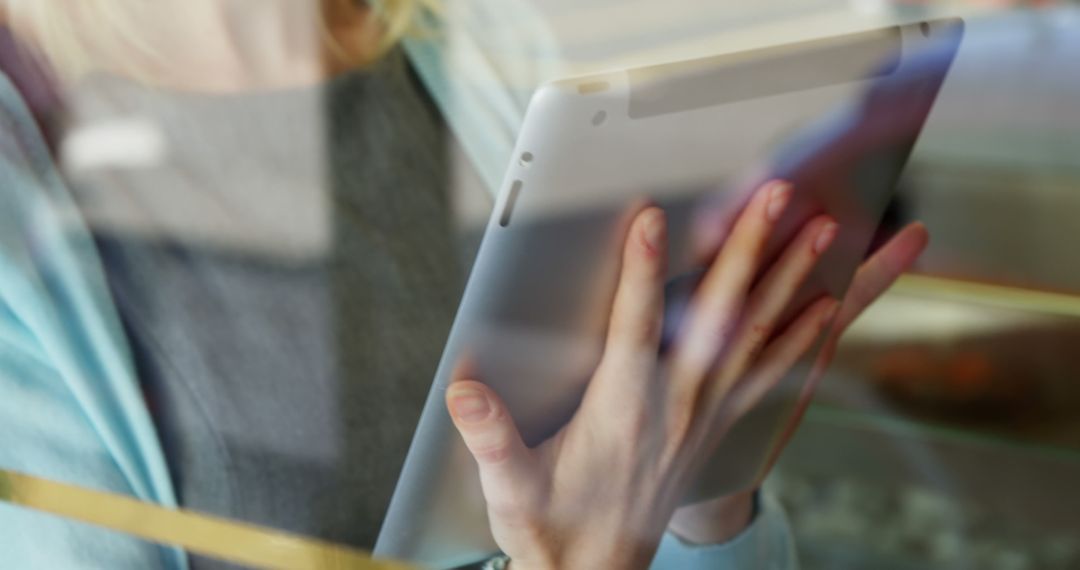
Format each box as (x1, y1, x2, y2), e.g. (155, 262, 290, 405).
(376, 20, 964, 567)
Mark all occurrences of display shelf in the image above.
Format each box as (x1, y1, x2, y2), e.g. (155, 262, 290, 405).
(772, 272, 1080, 568)
(773, 404, 1080, 569)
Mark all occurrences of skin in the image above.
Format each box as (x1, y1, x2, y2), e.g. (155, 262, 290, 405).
(446, 180, 930, 568)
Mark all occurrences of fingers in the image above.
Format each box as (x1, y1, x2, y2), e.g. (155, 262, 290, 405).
(675, 180, 791, 379)
(717, 215, 837, 388)
(791, 221, 929, 429)
(447, 381, 535, 510)
(758, 222, 930, 475)
(690, 171, 770, 263)
(601, 207, 667, 369)
(724, 296, 839, 422)
(836, 221, 929, 330)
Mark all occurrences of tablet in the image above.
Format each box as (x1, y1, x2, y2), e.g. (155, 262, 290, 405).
(377, 20, 964, 567)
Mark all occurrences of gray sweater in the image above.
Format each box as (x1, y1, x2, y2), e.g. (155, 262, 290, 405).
(67, 51, 470, 565)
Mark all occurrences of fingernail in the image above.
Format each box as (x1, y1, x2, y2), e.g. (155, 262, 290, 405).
(450, 388, 491, 423)
(814, 222, 838, 254)
(641, 208, 667, 252)
(766, 182, 792, 222)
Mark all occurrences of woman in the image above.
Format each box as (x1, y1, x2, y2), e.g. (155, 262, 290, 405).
(0, 1, 929, 568)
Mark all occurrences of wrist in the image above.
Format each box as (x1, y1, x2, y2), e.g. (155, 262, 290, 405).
(505, 548, 655, 570)
(503, 535, 659, 570)
(667, 489, 757, 546)
(505, 554, 650, 570)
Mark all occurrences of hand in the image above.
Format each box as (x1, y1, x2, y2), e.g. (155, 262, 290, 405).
(446, 180, 841, 569)
(669, 220, 930, 545)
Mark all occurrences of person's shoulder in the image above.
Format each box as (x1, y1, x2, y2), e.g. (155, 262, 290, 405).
(0, 24, 62, 175)
(0, 74, 49, 169)
(0, 29, 67, 267)
(0, 24, 62, 143)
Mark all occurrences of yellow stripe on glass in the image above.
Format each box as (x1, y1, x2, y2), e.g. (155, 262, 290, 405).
(0, 468, 413, 570)
(896, 274, 1080, 319)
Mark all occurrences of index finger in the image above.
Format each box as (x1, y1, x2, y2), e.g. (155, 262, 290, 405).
(672, 180, 792, 382)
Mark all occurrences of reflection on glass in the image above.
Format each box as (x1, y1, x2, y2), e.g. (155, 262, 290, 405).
(0, 467, 403, 569)
(0, 1, 1075, 569)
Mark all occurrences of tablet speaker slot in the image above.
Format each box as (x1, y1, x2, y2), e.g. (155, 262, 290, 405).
(499, 180, 524, 227)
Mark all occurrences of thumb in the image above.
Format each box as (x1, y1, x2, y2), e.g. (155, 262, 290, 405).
(446, 380, 535, 508)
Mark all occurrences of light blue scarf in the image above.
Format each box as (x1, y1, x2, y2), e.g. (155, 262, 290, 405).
(0, 72, 185, 569)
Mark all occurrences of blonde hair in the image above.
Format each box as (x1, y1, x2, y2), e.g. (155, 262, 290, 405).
(2, 0, 436, 81)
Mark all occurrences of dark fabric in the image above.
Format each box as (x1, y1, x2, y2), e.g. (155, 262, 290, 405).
(79, 52, 468, 565)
